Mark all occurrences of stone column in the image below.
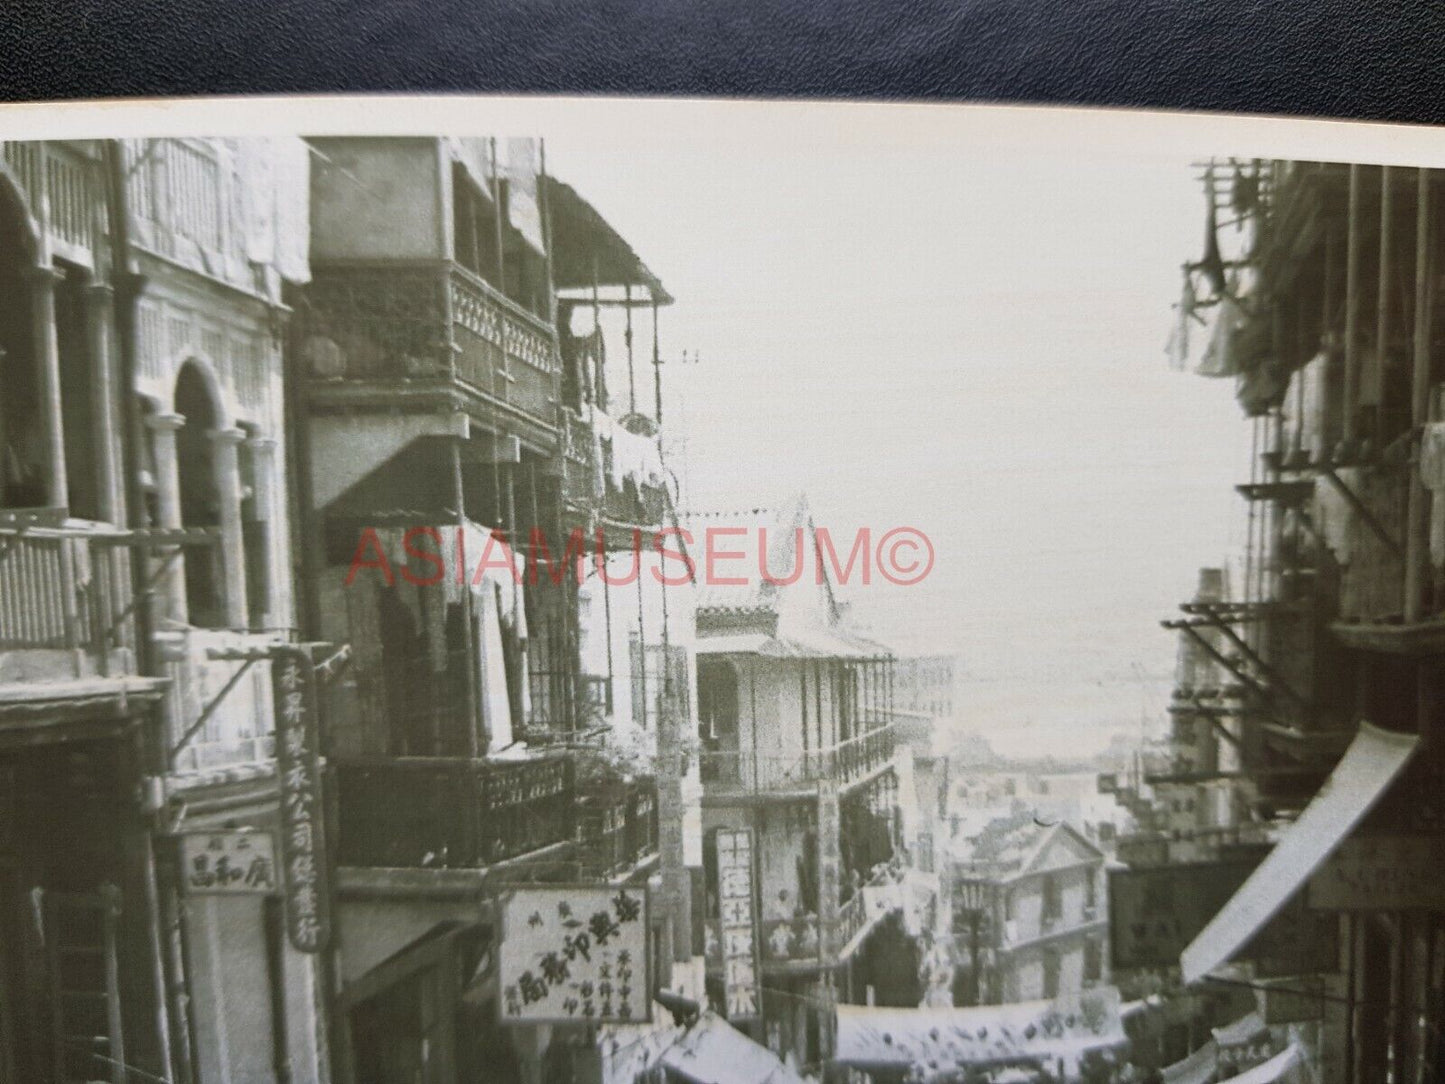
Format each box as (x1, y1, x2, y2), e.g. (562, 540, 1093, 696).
(211, 427, 249, 629)
(145, 412, 187, 621)
(26, 265, 67, 510)
(245, 434, 282, 630)
(83, 281, 124, 524)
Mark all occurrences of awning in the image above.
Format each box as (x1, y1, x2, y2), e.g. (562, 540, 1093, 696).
(543, 175, 672, 305)
(658, 1011, 805, 1084)
(1181, 722, 1418, 984)
(1162, 1041, 1218, 1084)
(1219, 1044, 1306, 1084)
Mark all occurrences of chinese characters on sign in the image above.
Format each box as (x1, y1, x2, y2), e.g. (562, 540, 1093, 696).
(272, 645, 331, 953)
(716, 828, 761, 1021)
(499, 886, 651, 1025)
(1109, 857, 1334, 973)
(1309, 836, 1445, 911)
(817, 780, 840, 957)
(180, 831, 277, 895)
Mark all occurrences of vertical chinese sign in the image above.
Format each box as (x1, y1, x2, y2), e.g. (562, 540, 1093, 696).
(273, 645, 331, 954)
(498, 886, 651, 1024)
(716, 827, 761, 1022)
(817, 780, 840, 957)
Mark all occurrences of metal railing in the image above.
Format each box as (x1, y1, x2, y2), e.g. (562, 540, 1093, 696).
(334, 753, 575, 868)
(577, 778, 659, 879)
(699, 720, 896, 793)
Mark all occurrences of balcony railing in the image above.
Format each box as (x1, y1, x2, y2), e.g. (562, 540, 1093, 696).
(577, 778, 659, 879)
(334, 753, 574, 868)
(300, 262, 561, 434)
(699, 721, 896, 794)
(0, 526, 132, 678)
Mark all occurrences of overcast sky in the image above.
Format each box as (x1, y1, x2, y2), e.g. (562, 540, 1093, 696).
(551, 133, 1252, 757)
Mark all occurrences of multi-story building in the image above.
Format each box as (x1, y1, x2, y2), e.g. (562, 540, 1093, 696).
(0, 137, 322, 1084)
(1162, 159, 1445, 1084)
(948, 815, 1109, 1007)
(292, 135, 716, 1083)
(1111, 567, 1268, 869)
(893, 653, 958, 727)
(691, 499, 934, 1069)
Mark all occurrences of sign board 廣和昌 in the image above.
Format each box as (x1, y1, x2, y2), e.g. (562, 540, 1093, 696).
(180, 831, 277, 895)
(498, 885, 651, 1025)
(715, 827, 761, 1021)
(1308, 836, 1445, 911)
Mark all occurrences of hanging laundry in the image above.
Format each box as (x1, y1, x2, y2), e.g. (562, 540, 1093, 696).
(479, 586, 514, 753)
(505, 138, 546, 253)
(1197, 297, 1244, 378)
(1200, 174, 1230, 296)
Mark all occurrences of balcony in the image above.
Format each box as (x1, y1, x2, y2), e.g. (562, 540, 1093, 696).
(699, 721, 896, 798)
(560, 409, 670, 537)
(299, 261, 562, 449)
(0, 521, 138, 684)
(576, 777, 659, 880)
(0, 531, 130, 676)
(333, 753, 574, 869)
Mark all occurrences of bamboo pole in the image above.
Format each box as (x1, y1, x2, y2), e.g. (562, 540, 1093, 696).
(1406, 168, 1434, 624)
(1344, 164, 1363, 446)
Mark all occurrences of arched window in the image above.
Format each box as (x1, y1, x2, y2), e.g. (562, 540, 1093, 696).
(174, 362, 225, 628)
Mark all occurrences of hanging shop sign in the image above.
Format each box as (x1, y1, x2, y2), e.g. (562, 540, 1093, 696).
(179, 830, 277, 895)
(498, 884, 652, 1025)
(716, 827, 762, 1022)
(1110, 857, 1334, 973)
(818, 780, 841, 956)
(1308, 835, 1445, 911)
(273, 645, 331, 954)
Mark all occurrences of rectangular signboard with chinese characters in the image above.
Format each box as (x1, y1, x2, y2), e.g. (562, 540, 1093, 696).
(272, 645, 331, 954)
(1308, 835, 1445, 911)
(179, 831, 277, 895)
(498, 885, 651, 1025)
(1111, 857, 1335, 973)
(715, 827, 762, 1021)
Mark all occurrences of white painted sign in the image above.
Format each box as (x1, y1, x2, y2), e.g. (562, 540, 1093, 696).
(180, 831, 277, 895)
(716, 828, 761, 1020)
(499, 885, 651, 1025)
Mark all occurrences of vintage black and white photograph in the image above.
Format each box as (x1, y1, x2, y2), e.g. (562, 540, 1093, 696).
(0, 97, 1441, 1084)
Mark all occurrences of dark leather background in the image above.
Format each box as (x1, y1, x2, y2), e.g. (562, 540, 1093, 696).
(1, 0, 1443, 124)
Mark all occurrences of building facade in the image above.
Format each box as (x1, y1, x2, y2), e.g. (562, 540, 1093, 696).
(0, 137, 322, 1084)
(1162, 159, 1445, 1084)
(689, 500, 937, 1071)
(949, 818, 1109, 1008)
